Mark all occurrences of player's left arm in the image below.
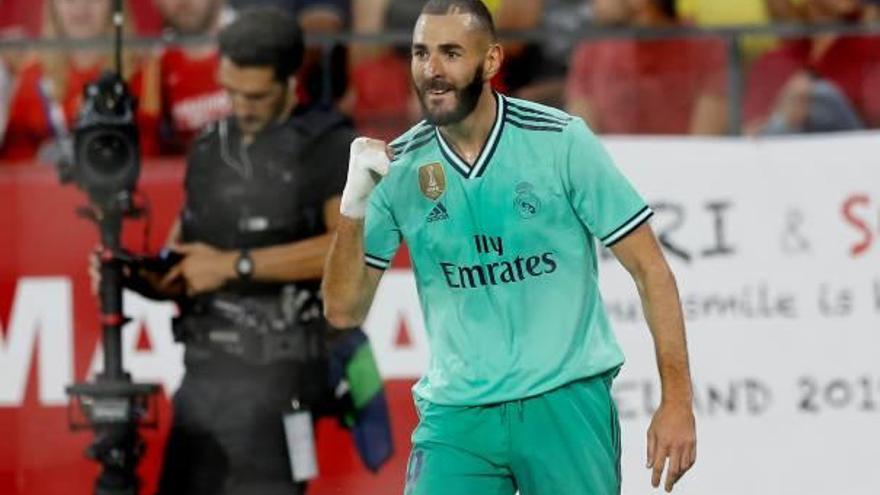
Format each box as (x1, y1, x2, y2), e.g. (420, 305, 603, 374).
(610, 222, 696, 493)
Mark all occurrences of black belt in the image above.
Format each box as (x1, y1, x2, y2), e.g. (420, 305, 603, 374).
(175, 317, 324, 366)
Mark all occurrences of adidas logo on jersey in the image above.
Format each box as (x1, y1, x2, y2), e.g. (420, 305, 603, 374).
(426, 202, 449, 222)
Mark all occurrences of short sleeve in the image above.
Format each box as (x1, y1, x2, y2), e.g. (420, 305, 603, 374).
(563, 118, 653, 247)
(364, 185, 401, 270)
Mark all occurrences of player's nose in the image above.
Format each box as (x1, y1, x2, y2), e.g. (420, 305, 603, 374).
(423, 53, 444, 79)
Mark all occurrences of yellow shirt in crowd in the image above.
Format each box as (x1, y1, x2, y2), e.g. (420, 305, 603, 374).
(676, 0, 778, 59)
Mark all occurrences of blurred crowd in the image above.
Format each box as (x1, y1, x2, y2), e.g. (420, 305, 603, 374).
(0, 0, 879, 167)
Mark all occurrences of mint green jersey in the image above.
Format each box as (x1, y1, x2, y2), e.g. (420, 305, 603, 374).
(365, 93, 653, 406)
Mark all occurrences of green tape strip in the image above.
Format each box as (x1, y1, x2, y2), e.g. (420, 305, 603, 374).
(346, 344, 383, 409)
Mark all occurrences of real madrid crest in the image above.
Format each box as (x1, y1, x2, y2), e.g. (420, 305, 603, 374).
(419, 162, 446, 200)
(514, 182, 541, 219)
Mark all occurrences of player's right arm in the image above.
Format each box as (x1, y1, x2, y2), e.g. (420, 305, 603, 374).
(322, 137, 392, 328)
(322, 218, 385, 328)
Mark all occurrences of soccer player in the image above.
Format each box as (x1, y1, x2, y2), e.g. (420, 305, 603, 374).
(322, 1, 696, 493)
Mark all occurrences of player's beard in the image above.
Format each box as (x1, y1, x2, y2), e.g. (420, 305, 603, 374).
(416, 64, 485, 126)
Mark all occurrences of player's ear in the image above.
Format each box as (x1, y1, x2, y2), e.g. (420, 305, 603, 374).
(483, 43, 503, 81)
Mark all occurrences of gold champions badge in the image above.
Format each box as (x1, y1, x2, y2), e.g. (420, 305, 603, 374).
(418, 163, 446, 200)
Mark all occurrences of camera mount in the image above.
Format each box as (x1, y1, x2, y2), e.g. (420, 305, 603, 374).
(61, 2, 160, 494)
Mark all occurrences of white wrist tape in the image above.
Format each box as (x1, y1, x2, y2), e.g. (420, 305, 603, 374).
(340, 137, 391, 219)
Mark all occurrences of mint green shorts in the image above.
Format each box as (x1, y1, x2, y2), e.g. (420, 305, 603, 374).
(404, 373, 621, 495)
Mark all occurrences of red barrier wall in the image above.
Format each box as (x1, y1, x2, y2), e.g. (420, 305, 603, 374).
(0, 163, 417, 495)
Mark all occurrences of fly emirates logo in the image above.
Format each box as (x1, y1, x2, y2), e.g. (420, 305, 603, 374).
(439, 235, 558, 289)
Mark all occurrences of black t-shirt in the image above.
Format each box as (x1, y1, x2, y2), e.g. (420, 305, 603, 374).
(181, 107, 354, 252)
(176, 108, 355, 374)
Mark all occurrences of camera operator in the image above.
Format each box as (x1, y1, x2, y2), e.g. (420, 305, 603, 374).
(92, 7, 356, 495)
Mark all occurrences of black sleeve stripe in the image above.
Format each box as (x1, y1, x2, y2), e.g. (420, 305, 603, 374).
(411, 125, 435, 141)
(391, 135, 436, 162)
(602, 207, 654, 247)
(403, 134, 435, 153)
(365, 253, 391, 270)
(504, 118, 564, 133)
(390, 129, 435, 153)
(365, 258, 389, 270)
(507, 102, 572, 124)
(506, 108, 571, 127)
(391, 125, 434, 151)
(365, 253, 391, 263)
(600, 206, 651, 242)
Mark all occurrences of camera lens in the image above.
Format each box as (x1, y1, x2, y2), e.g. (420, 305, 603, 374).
(82, 130, 133, 175)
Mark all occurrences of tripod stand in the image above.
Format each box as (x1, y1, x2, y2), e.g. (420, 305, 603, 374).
(67, 197, 160, 495)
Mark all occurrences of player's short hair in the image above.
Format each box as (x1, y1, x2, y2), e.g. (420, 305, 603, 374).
(421, 0, 497, 39)
(218, 7, 305, 83)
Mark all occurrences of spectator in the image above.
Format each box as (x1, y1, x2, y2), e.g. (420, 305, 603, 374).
(510, 0, 591, 107)
(764, 0, 810, 20)
(0, 0, 164, 36)
(147, 0, 231, 154)
(676, 0, 779, 62)
(679, 0, 770, 23)
(227, 0, 349, 28)
(565, 0, 729, 135)
(130, 1, 165, 34)
(491, 0, 545, 96)
(866, 0, 880, 20)
(147, 0, 349, 154)
(743, 0, 880, 134)
(0, 0, 144, 164)
(0, 0, 43, 38)
(288, 1, 351, 109)
(679, 0, 808, 24)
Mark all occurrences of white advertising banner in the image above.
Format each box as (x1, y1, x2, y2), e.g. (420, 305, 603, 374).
(363, 133, 880, 495)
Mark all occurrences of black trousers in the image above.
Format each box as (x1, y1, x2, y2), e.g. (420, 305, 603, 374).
(155, 362, 307, 495)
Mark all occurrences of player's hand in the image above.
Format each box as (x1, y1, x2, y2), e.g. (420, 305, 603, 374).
(340, 137, 393, 219)
(162, 242, 235, 296)
(646, 400, 696, 492)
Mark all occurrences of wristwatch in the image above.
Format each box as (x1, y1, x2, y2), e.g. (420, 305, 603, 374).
(235, 249, 254, 281)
